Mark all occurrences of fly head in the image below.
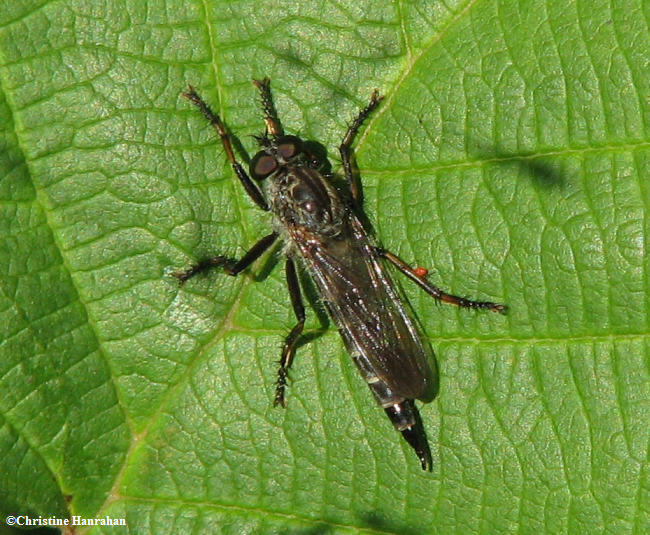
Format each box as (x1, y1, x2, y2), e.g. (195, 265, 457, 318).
(251, 135, 344, 236)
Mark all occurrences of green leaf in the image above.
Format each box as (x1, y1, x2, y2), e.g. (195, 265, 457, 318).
(1, 0, 648, 534)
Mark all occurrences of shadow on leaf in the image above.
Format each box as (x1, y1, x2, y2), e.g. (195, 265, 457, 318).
(360, 510, 423, 535)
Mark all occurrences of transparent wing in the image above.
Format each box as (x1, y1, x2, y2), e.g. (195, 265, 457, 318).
(294, 215, 436, 401)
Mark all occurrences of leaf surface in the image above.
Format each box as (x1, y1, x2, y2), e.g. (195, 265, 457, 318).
(0, 0, 648, 533)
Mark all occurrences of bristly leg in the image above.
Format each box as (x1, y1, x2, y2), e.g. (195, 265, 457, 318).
(375, 248, 507, 313)
(339, 90, 384, 204)
(274, 257, 306, 407)
(183, 86, 270, 211)
(174, 232, 278, 284)
(252, 78, 284, 138)
(174, 256, 233, 285)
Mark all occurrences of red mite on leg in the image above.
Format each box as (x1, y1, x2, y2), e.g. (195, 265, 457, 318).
(414, 267, 428, 278)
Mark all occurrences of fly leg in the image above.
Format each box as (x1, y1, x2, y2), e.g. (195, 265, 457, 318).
(339, 91, 384, 204)
(375, 248, 507, 313)
(183, 86, 269, 211)
(175, 232, 277, 284)
(274, 257, 305, 407)
(252, 78, 284, 138)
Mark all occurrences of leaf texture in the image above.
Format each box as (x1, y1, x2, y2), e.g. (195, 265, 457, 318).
(0, 0, 648, 533)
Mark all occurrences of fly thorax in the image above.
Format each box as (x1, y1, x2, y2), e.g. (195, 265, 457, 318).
(268, 166, 344, 236)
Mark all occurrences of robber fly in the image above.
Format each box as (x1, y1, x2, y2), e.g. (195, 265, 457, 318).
(176, 79, 506, 470)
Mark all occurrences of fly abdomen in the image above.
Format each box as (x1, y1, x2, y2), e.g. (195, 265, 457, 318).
(350, 351, 401, 405)
(351, 352, 432, 471)
(384, 401, 432, 471)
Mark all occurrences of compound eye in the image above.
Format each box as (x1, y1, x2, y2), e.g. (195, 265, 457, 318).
(307, 153, 321, 169)
(250, 153, 278, 180)
(277, 136, 302, 159)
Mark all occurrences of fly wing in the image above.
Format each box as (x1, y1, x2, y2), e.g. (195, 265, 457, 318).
(293, 214, 436, 402)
